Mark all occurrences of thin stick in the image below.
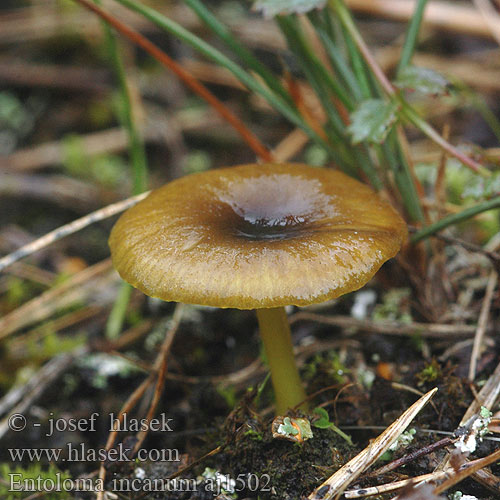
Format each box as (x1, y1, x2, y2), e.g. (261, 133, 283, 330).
(73, 0, 273, 162)
(96, 305, 183, 500)
(346, 469, 450, 498)
(0, 259, 114, 341)
(96, 375, 153, 500)
(462, 359, 500, 425)
(0, 192, 149, 273)
(348, 455, 498, 499)
(434, 360, 500, 493)
(133, 304, 184, 453)
(468, 270, 498, 380)
(434, 447, 500, 495)
(366, 437, 454, 478)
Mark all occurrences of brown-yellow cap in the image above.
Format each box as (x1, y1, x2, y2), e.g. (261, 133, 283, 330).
(109, 163, 407, 309)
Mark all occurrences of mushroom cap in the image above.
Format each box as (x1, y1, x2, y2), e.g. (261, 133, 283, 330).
(109, 163, 407, 309)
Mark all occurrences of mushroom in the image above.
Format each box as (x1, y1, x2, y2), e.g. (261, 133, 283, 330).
(109, 163, 407, 414)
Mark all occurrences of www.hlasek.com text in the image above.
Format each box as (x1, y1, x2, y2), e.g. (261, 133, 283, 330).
(9, 443, 179, 463)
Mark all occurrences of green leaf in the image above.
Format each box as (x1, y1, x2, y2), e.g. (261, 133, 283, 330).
(312, 408, 353, 445)
(253, 0, 326, 18)
(312, 407, 332, 429)
(411, 195, 500, 243)
(348, 99, 399, 144)
(395, 65, 450, 96)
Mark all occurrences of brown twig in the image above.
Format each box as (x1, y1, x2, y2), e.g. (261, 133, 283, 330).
(0, 58, 110, 93)
(432, 360, 500, 494)
(97, 375, 153, 500)
(96, 305, 184, 500)
(434, 447, 500, 495)
(73, 0, 273, 162)
(414, 230, 500, 269)
(345, 469, 449, 498)
(367, 437, 454, 478)
(10, 306, 103, 353)
(286, 72, 328, 142)
(132, 305, 184, 453)
(0, 172, 115, 211)
(473, 0, 500, 46)
(167, 445, 224, 481)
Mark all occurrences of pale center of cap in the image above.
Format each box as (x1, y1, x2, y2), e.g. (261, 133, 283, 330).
(215, 173, 334, 241)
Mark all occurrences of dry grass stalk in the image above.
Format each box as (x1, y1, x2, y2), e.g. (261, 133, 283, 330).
(345, 469, 450, 498)
(307, 388, 438, 499)
(0, 259, 116, 340)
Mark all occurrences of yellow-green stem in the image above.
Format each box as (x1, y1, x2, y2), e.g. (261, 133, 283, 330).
(256, 307, 308, 414)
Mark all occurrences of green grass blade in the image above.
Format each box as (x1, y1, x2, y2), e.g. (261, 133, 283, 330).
(106, 42, 148, 195)
(183, 0, 292, 105)
(412, 197, 500, 243)
(308, 11, 363, 102)
(277, 16, 353, 111)
(113, 0, 294, 119)
(99, 3, 148, 194)
(112, 0, 337, 159)
(106, 282, 133, 340)
(386, 131, 424, 221)
(339, 21, 373, 99)
(328, 0, 423, 219)
(277, 15, 382, 186)
(397, 0, 429, 75)
(94, 0, 149, 340)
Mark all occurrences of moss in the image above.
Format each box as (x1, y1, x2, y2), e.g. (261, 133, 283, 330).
(0, 463, 72, 500)
(416, 358, 443, 386)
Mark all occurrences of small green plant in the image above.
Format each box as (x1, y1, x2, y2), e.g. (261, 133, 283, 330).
(0, 463, 71, 500)
(243, 428, 264, 441)
(312, 407, 353, 446)
(416, 358, 442, 386)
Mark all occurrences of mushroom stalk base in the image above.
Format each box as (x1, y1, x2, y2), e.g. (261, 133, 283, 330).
(256, 307, 308, 414)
